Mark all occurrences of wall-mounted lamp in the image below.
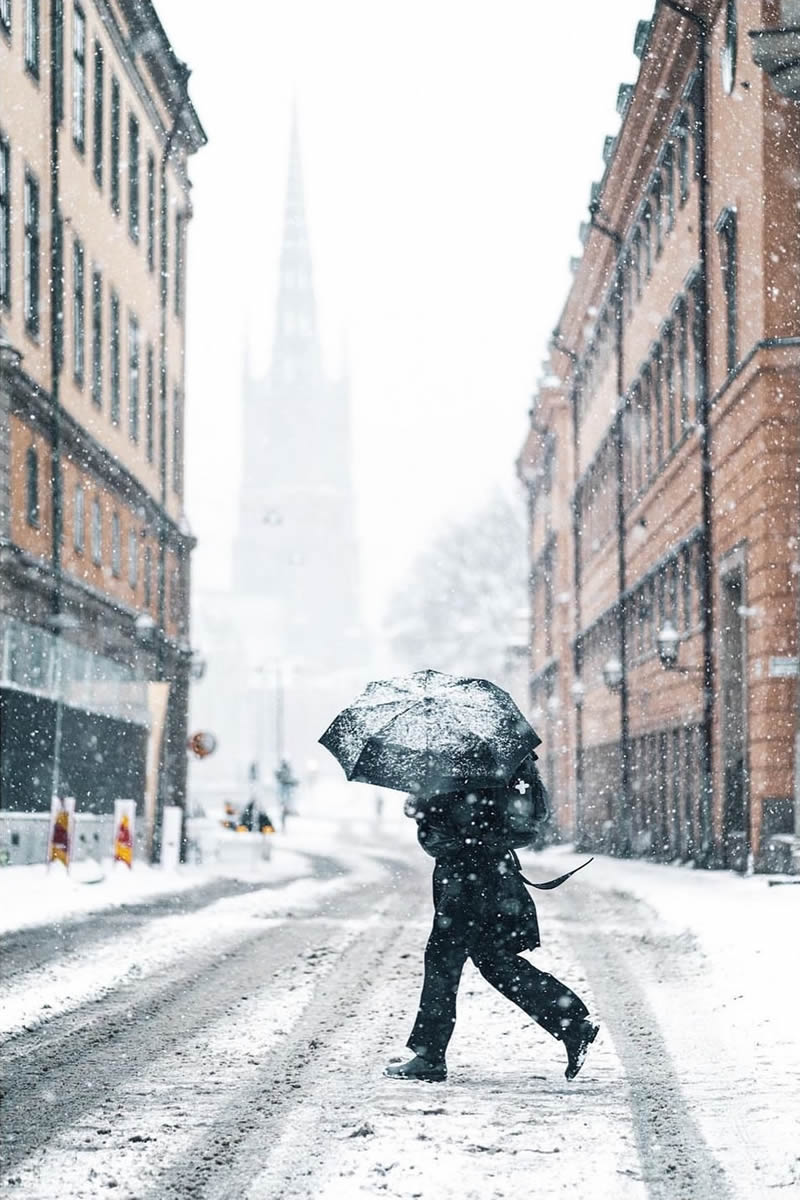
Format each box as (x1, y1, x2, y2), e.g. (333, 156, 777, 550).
(602, 657, 624, 691)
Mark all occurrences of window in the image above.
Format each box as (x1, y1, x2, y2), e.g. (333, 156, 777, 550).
(72, 4, 85, 151)
(88, 268, 102, 407)
(675, 300, 689, 431)
(663, 144, 675, 232)
(73, 484, 85, 552)
(721, 0, 737, 93)
(653, 350, 664, 466)
(128, 312, 139, 442)
(663, 322, 676, 450)
(90, 496, 102, 564)
(632, 230, 642, 301)
(53, 0, 64, 122)
(110, 75, 120, 215)
(128, 112, 139, 242)
(145, 343, 154, 462)
(641, 365, 653, 483)
(25, 444, 39, 526)
(170, 564, 181, 626)
(651, 174, 663, 256)
(656, 566, 666, 627)
(174, 210, 184, 317)
(128, 529, 138, 588)
(717, 208, 738, 373)
(623, 257, 632, 320)
(642, 206, 652, 278)
(146, 151, 155, 271)
(110, 290, 120, 423)
(24, 0, 39, 77)
(681, 546, 692, 631)
(0, 0, 10, 36)
(143, 544, 152, 609)
(72, 236, 84, 384)
(172, 386, 182, 494)
(0, 135, 9, 308)
(111, 510, 121, 577)
(695, 542, 706, 628)
(92, 41, 103, 186)
(23, 171, 39, 336)
(677, 113, 690, 206)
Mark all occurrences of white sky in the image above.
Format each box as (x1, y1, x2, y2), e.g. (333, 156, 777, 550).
(156, 0, 649, 628)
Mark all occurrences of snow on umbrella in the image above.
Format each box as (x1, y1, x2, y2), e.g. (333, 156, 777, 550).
(319, 669, 541, 798)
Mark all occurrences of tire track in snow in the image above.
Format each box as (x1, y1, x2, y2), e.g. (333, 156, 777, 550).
(147, 864, 646, 1200)
(550, 870, 734, 1200)
(2, 915, 379, 1198)
(0, 858, 400, 1174)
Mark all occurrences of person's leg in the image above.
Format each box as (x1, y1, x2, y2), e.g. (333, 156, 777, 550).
(472, 948, 589, 1041)
(405, 926, 469, 1064)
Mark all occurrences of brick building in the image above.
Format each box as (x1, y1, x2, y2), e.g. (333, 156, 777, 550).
(0, 0, 205, 849)
(518, 0, 800, 871)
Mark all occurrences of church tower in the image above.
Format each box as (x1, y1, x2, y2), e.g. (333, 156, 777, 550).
(233, 115, 362, 679)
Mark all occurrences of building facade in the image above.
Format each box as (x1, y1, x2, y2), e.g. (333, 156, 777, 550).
(519, 0, 800, 872)
(0, 0, 205, 849)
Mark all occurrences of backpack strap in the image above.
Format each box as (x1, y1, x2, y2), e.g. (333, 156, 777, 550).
(508, 849, 594, 890)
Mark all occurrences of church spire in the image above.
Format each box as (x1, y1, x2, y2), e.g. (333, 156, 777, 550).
(270, 107, 321, 377)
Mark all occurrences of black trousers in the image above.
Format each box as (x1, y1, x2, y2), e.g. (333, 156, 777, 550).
(407, 924, 589, 1064)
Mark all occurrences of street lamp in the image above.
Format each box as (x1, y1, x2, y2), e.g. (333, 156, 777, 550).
(602, 656, 624, 691)
(571, 679, 586, 709)
(657, 619, 681, 669)
(657, 619, 702, 675)
(134, 612, 157, 643)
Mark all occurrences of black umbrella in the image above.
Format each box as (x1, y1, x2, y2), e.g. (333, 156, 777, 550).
(319, 669, 540, 798)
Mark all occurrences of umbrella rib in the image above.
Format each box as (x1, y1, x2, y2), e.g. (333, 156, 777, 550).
(347, 698, 424, 780)
(445, 707, 503, 776)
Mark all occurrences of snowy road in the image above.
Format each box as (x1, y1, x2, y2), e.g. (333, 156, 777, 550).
(2, 823, 798, 1200)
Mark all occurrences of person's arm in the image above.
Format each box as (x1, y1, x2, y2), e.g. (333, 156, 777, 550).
(405, 796, 464, 859)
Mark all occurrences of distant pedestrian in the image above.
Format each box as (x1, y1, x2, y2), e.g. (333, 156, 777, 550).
(275, 758, 299, 832)
(386, 754, 598, 1083)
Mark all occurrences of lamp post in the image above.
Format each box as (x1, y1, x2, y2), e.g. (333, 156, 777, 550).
(656, 620, 702, 675)
(602, 656, 624, 692)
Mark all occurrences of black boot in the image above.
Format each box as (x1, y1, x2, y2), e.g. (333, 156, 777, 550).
(563, 1019, 599, 1081)
(384, 1054, 447, 1082)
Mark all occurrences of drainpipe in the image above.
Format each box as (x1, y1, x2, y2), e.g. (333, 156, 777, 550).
(587, 211, 632, 856)
(49, 0, 65, 798)
(662, 0, 715, 865)
(154, 61, 191, 859)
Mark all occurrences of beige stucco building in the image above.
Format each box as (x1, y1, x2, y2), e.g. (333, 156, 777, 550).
(0, 0, 205, 847)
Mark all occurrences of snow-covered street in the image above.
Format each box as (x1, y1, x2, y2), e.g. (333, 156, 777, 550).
(2, 812, 798, 1200)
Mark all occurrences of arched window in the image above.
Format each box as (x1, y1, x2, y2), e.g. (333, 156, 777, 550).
(111, 510, 121, 577)
(128, 529, 138, 588)
(73, 484, 85, 552)
(25, 445, 39, 527)
(143, 544, 152, 609)
(90, 497, 102, 565)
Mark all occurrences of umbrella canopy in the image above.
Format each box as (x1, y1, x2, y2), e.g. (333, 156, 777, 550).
(319, 669, 540, 798)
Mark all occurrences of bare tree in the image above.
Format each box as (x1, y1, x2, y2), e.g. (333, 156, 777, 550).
(385, 491, 528, 684)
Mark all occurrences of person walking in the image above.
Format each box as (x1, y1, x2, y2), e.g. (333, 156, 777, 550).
(385, 754, 598, 1083)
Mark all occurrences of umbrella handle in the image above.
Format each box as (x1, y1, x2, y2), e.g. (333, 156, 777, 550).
(509, 851, 594, 890)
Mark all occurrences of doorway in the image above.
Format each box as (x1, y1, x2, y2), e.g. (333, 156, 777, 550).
(719, 562, 749, 869)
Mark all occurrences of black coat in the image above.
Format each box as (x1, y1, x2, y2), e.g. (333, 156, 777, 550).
(412, 787, 542, 956)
